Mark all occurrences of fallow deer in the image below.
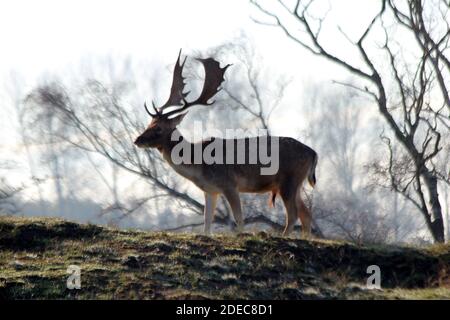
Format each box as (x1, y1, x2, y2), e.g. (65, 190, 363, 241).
(134, 51, 318, 237)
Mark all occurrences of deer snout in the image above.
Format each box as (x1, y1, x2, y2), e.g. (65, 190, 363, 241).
(134, 135, 146, 147)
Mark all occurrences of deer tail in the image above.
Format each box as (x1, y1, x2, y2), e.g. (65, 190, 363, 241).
(307, 152, 318, 188)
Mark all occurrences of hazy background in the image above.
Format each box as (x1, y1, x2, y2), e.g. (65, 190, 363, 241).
(0, 0, 448, 244)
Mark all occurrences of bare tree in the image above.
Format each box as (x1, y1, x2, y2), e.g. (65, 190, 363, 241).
(202, 35, 291, 134)
(24, 66, 290, 232)
(3, 72, 46, 211)
(0, 179, 20, 213)
(251, 0, 450, 242)
(24, 80, 205, 215)
(0, 159, 22, 214)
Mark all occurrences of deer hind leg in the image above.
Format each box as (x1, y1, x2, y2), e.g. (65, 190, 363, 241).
(204, 192, 218, 235)
(280, 182, 299, 237)
(223, 188, 244, 233)
(296, 194, 312, 239)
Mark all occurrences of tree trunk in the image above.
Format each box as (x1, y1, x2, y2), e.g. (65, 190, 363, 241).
(423, 174, 445, 243)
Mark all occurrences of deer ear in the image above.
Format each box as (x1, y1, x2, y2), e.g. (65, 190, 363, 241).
(168, 112, 188, 127)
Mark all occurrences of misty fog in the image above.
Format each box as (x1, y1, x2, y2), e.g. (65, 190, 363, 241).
(0, 0, 448, 245)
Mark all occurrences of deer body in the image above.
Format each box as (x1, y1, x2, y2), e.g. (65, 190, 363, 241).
(135, 51, 317, 237)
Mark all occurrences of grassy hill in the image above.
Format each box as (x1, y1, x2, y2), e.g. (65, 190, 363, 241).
(0, 216, 449, 299)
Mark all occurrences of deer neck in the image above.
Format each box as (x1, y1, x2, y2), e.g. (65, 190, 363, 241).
(159, 128, 207, 185)
(159, 128, 190, 166)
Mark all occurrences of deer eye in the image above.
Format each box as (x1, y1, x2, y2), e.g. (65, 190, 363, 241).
(154, 127, 163, 134)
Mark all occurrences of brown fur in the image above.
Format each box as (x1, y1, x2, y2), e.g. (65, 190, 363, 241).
(134, 52, 318, 236)
(136, 124, 318, 237)
(269, 190, 277, 208)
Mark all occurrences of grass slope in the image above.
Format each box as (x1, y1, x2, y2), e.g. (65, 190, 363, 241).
(0, 216, 449, 299)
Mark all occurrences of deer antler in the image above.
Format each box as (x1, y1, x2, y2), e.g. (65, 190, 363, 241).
(162, 57, 230, 118)
(146, 50, 230, 119)
(145, 49, 188, 117)
(144, 101, 160, 117)
(160, 49, 189, 112)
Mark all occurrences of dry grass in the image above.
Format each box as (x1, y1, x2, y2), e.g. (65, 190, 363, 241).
(0, 216, 449, 299)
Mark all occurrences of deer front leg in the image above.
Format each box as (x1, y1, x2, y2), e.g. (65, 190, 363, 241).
(280, 182, 298, 237)
(204, 192, 218, 235)
(223, 189, 244, 233)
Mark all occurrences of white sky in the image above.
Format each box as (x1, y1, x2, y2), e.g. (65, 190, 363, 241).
(0, 0, 394, 201)
(0, 0, 254, 77)
(0, 0, 384, 146)
(0, 0, 382, 81)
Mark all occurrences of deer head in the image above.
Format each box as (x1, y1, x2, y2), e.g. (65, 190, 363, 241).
(134, 50, 230, 149)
